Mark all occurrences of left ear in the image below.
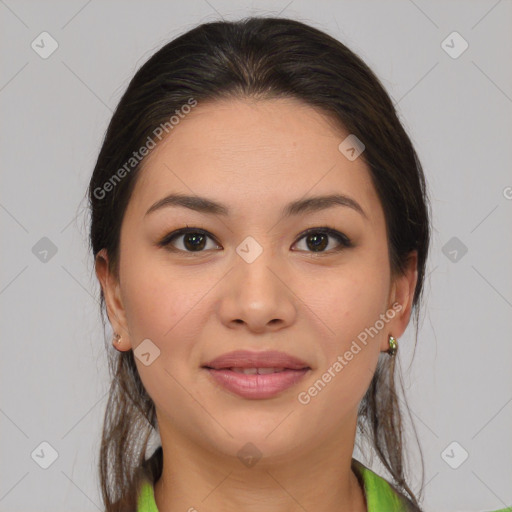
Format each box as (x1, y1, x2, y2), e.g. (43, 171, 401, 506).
(381, 250, 418, 351)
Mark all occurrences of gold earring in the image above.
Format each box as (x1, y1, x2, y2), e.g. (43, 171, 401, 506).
(113, 333, 122, 344)
(387, 335, 397, 357)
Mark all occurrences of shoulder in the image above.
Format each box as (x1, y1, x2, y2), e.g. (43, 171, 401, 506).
(352, 459, 512, 512)
(351, 458, 417, 511)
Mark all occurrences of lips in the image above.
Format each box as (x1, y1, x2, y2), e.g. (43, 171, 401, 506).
(204, 367, 310, 399)
(202, 350, 311, 399)
(202, 350, 310, 371)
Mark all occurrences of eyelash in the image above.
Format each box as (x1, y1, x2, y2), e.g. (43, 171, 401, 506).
(157, 225, 352, 256)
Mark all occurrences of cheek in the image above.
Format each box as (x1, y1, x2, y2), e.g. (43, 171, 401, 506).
(119, 253, 210, 420)
(119, 245, 216, 394)
(301, 263, 389, 407)
(119, 241, 202, 341)
(121, 268, 176, 342)
(294, 277, 385, 439)
(309, 262, 389, 347)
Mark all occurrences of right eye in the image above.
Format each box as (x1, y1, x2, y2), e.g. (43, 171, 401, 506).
(158, 227, 221, 254)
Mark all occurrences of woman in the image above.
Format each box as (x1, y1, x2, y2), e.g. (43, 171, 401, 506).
(88, 16, 509, 512)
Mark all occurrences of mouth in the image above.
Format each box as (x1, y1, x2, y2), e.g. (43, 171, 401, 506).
(201, 350, 311, 399)
(202, 367, 311, 399)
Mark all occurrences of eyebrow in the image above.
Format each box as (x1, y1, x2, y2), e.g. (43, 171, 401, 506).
(145, 193, 368, 220)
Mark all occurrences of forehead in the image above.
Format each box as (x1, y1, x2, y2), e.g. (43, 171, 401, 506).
(127, 97, 381, 223)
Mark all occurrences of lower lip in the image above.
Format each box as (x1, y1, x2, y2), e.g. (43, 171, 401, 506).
(204, 368, 310, 399)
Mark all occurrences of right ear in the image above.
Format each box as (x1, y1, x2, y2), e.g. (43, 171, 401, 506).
(95, 248, 131, 350)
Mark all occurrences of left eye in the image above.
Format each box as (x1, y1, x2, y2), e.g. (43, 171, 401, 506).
(159, 227, 352, 254)
(294, 228, 352, 253)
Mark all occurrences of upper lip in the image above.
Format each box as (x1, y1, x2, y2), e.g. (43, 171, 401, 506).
(202, 350, 310, 370)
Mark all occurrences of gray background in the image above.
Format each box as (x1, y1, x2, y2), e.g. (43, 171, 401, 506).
(1, 1, 511, 511)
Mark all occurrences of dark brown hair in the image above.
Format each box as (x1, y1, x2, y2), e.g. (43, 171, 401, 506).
(88, 16, 431, 511)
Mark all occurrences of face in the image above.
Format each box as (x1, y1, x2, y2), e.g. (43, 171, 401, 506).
(96, 97, 417, 465)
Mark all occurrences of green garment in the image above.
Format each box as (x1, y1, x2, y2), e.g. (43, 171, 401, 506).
(136, 458, 511, 512)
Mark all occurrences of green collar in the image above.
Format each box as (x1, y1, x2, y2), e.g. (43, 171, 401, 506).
(351, 458, 410, 511)
(136, 458, 410, 511)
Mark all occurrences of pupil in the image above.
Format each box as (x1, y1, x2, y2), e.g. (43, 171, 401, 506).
(185, 233, 205, 251)
(308, 233, 327, 251)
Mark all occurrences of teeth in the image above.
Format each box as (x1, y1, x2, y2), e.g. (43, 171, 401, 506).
(230, 367, 286, 374)
(257, 367, 286, 374)
(231, 367, 258, 375)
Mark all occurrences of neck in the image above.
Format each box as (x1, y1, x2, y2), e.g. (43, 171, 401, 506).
(152, 423, 367, 512)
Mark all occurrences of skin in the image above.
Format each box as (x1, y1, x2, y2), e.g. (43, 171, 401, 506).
(95, 97, 418, 512)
